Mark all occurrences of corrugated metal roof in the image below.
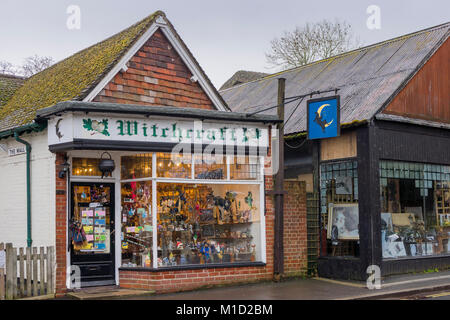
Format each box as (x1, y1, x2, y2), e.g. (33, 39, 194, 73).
(220, 23, 450, 135)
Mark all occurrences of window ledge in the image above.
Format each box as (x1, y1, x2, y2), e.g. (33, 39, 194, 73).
(383, 253, 450, 262)
(119, 261, 266, 272)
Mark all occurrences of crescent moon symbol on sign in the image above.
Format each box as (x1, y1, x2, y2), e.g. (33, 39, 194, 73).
(317, 104, 334, 127)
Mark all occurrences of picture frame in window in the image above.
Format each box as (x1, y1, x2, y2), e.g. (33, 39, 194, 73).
(335, 176, 353, 195)
(327, 203, 359, 240)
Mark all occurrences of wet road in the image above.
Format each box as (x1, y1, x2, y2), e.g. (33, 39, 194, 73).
(119, 278, 370, 300)
(401, 290, 450, 300)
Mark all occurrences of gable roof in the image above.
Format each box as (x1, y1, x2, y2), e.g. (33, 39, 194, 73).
(220, 70, 269, 90)
(0, 73, 25, 106)
(220, 22, 450, 135)
(0, 10, 229, 133)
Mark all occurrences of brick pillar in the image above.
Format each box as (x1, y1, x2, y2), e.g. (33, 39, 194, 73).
(55, 153, 67, 296)
(283, 181, 308, 277)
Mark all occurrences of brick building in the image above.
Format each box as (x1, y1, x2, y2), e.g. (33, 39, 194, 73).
(0, 11, 308, 296)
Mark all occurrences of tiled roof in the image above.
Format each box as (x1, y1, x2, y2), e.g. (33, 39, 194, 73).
(219, 70, 269, 90)
(0, 11, 164, 132)
(0, 74, 25, 107)
(220, 22, 450, 135)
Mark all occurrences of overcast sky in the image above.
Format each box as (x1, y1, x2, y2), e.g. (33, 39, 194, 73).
(1, 0, 448, 88)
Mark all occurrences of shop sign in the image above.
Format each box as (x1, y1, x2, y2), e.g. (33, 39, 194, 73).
(307, 96, 340, 140)
(48, 113, 269, 149)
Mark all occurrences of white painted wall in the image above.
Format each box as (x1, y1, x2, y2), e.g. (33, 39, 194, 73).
(0, 129, 56, 248)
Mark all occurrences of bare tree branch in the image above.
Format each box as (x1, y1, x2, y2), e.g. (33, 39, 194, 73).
(266, 19, 361, 70)
(0, 61, 19, 75)
(21, 55, 54, 77)
(0, 55, 55, 77)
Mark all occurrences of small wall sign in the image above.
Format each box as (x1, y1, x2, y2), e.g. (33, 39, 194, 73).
(8, 147, 26, 156)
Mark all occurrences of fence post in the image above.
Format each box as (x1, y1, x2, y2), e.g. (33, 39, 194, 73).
(5, 243, 13, 300)
(46, 247, 51, 295)
(19, 247, 25, 297)
(40, 247, 45, 295)
(0, 243, 5, 300)
(12, 246, 17, 299)
(50, 246, 55, 295)
(32, 247, 38, 296)
(26, 247, 31, 297)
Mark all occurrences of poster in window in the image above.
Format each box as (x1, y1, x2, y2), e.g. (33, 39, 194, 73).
(335, 177, 353, 195)
(327, 203, 359, 240)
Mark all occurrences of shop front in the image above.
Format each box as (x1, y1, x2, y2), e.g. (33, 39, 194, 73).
(316, 122, 450, 280)
(38, 101, 279, 290)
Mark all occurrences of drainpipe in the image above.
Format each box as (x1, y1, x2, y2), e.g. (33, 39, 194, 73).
(14, 131, 32, 247)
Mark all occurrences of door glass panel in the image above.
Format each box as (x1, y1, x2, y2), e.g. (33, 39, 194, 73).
(72, 185, 112, 255)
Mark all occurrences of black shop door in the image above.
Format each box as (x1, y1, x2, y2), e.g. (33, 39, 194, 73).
(70, 183, 115, 287)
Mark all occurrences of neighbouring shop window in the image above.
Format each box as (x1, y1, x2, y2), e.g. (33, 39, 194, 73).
(121, 153, 152, 180)
(157, 152, 191, 179)
(230, 156, 261, 180)
(320, 160, 359, 257)
(121, 181, 152, 267)
(157, 182, 261, 267)
(72, 158, 102, 176)
(380, 161, 450, 259)
(194, 154, 227, 179)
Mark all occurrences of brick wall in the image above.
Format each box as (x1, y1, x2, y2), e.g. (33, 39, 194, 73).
(55, 153, 67, 297)
(283, 181, 308, 277)
(120, 266, 273, 293)
(94, 29, 215, 110)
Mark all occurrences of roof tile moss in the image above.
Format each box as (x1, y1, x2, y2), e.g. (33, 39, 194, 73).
(0, 74, 25, 106)
(0, 11, 164, 131)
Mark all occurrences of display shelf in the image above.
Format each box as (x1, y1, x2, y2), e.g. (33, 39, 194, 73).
(213, 222, 253, 226)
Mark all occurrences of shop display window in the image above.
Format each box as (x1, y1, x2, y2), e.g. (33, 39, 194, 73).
(157, 152, 191, 179)
(121, 181, 153, 267)
(119, 153, 264, 268)
(194, 154, 227, 180)
(121, 153, 152, 180)
(72, 158, 102, 176)
(380, 161, 450, 259)
(320, 160, 359, 257)
(156, 183, 261, 267)
(230, 156, 261, 180)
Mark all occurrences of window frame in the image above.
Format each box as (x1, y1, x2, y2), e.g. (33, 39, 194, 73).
(118, 152, 266, 269)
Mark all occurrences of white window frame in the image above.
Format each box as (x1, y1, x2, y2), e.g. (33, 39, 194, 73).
(119, 152, 266, 269)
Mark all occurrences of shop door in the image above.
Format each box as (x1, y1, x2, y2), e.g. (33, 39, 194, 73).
(70, 183, 115, 287)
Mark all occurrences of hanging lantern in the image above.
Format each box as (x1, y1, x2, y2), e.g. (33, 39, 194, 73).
(98, 152, 115, 178)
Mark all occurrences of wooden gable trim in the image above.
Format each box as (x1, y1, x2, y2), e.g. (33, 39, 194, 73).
(372, 30, 449, 122)
(382, 37, 449, 124)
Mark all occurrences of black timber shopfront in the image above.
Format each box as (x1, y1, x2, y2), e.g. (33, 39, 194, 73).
(313, 120, 450, 280)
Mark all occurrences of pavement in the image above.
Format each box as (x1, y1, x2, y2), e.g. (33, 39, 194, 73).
(58, 269, 450, 300)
